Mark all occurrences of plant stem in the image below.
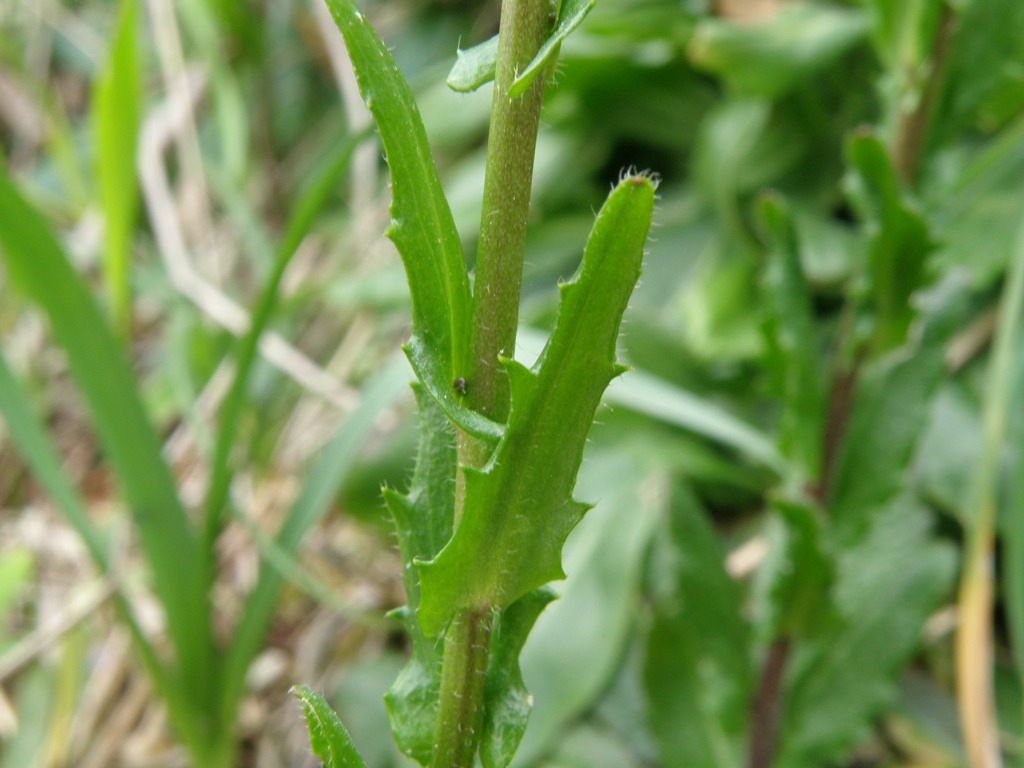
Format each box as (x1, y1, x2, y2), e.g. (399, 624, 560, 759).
(431, 609, 494, 767)
(432, 1, 550, 764)
(748, 637, 792, 768)
(466, 0, 550, 424)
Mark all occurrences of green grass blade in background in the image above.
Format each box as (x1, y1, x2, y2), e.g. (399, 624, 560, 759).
(960, 215, 1024, 763)
(220, 353, 410, 728)
(92, 0, 141, 339)
(0, 350, 111, 571)
(0, 347, 191, 726)
(0, 169, 214, 729)
(604, 369, 787, 476)
(513, 325, 787, 476)
(322, 0, 496, 440)
(1009, 234, 1024, 731)
(644, 485, 752, 768)
(1010, 365, 1024, 735)
(199, 132, 360, 596)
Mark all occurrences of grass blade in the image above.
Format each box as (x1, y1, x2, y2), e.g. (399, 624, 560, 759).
(219, 353, 410, 728)
(92, 0, 141, 338)
(199, 132, 361, 607)
(0, 169, 213, 722)
(958, 217, 1024, 768)
(0, 348, 191, 744)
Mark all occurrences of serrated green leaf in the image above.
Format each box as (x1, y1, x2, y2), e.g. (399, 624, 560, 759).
(757, 195, 826, 480)
(480, 588, 555, 768)
(688, 4, 869, 97)
(416, 174, 655, 637)
(845, 131, 936, 353)
(827, 290, 968, 541)
(931, 0, 1024, 143)
(643, 484, 752, 768)
(752, 497, 833, 645)
(776, 499, 956, 767)
(322, 0, 499, 441)
(292, 685, 369, 768)
(387, 384, 458, 607)
(446, 0, 597, 96)
(383, 385, 456, 765)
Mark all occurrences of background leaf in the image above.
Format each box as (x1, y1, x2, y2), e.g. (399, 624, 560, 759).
(643, 484, 752, 768)
(757, 194, 825, 479)
(687, 4, 869, 98)
(845, 131, 936, 353)
(513, 448, 664, 766)
(776, 499, 957, 767)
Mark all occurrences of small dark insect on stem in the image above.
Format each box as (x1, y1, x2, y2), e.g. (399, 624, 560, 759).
(453, 376, 468, 396)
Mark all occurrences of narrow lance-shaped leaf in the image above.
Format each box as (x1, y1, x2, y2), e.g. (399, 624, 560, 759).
(322, 0, 499, 441)
(0, 169, 211, 710)
(776, 498, 956, 767)
(417, 173, 656, 636)
(644, 484, 752, 768)
(751, 497, 833, 646)
(757, 194, 825, 480)
(845, 131, 935, 354)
